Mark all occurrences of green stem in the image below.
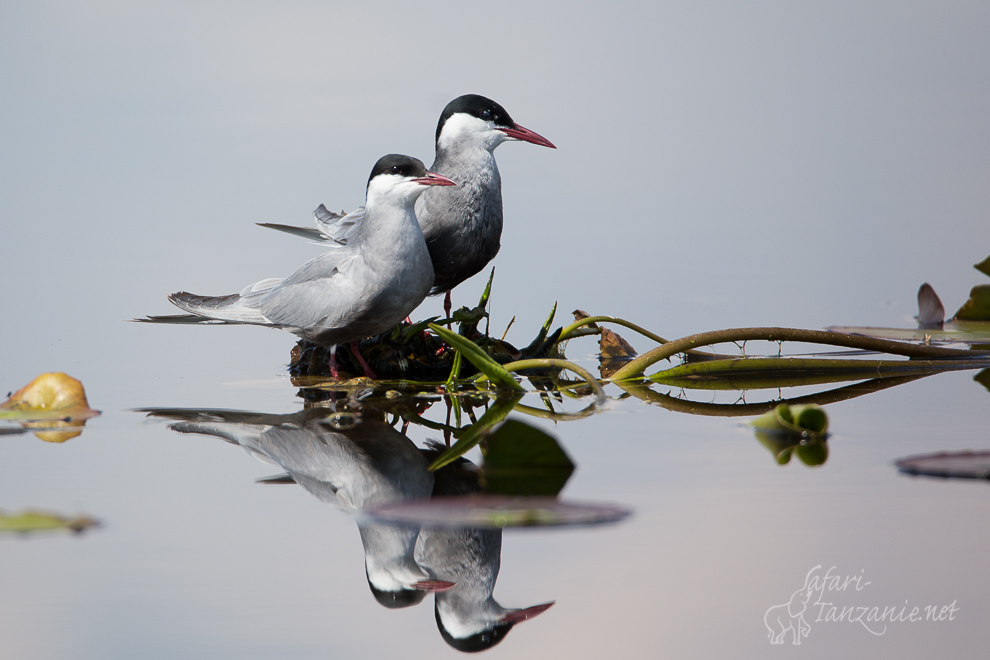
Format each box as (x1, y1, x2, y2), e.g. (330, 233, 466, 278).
(558, 316, 674, 343)
(610, 326, 988, 381)
(476, 358, 607, 401)
(558, 316, 717, 359)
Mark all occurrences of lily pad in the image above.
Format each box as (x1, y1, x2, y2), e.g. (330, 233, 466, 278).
(0, 509, 101, 535)
(1, 372, 95, 415)
(366, 494, 631, 529)
(1, 373, 100, 441)
(895, 451, 990, 480)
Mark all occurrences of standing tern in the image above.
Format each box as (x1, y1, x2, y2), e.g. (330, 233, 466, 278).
(261, 94, 556, 318)
(137, 154, 455, 378)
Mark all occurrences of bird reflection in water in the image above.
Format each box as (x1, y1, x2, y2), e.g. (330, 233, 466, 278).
(153, 408, 452, 605)
(418, 440, 555, 652)
(141, 402, 553, 651)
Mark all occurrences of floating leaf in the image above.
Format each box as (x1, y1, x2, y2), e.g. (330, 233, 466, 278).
(1, 372, 93, 414)
(0, 509, 100, 535)
(366, 494, 631, 529)
(952, 284, 990, 321)
(481, 420, 575, 496)
(1, 373, 100, 442)
(896, 451, 990, 480)
(826, 325, 990, 344)
(975, 255, 990, 279)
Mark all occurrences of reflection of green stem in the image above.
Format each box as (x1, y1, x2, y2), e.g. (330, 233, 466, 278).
(445, 351, 462, 390)
(428, 394, 523, 471)
(476, 358, 606, 401)
(615, 373, 932, 417)
(611, 327, 989, 381)
(512, 401, 601, 422)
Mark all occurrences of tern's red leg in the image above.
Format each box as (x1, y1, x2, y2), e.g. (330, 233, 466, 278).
(327, 346, 341, 380)
(350, 341, 377, 379)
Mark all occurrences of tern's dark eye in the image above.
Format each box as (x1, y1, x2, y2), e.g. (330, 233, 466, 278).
(390, 165, 401, 174)
(481, 108, 493, 120)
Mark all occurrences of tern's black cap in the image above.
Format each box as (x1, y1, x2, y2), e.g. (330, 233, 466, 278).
(436, 95, 516, 143)
(367, 154, 429, 189)
(368, 583, 428, 609)
(435, 604, 514, 653)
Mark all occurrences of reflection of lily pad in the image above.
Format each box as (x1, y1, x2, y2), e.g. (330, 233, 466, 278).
(366, 495, 631, 529)
(895, 451, 990, 480)
(975, 369, 990, 393)
(753, 405, 829, 466)
(752, 404, 828, 437)
(0, 509, 101, 535)
(754, 431, 829, 466)
(482, 420, 575, 496)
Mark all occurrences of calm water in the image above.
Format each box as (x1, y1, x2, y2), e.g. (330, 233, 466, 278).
(4, 3, 990, 658)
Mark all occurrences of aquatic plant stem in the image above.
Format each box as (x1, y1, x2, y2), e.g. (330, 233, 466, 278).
(610, 327, 989, 381)
(476, 358, 606, 401)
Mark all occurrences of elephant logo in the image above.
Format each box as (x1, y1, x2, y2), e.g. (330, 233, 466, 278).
(764, 565, 819, 645)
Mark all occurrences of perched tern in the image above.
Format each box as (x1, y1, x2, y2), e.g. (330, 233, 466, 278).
(262, 94, 555, 318)
(138, 154, 455, 378)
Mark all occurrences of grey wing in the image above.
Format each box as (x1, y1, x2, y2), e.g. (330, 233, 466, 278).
(314, 204, 364, 245)
(258, 205, 366, 247)
(259, 250, 364, 330)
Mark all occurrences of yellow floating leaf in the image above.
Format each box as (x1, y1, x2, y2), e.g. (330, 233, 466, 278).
(1, 372, 91, 412)
(1, 373, 99, 441)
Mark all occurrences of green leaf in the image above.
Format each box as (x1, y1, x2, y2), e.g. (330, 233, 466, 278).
(478, 267, 496, 309)
(400, 316, 439, 341)
(975, 255, 990, 279)
(429, 324, 523, 391)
